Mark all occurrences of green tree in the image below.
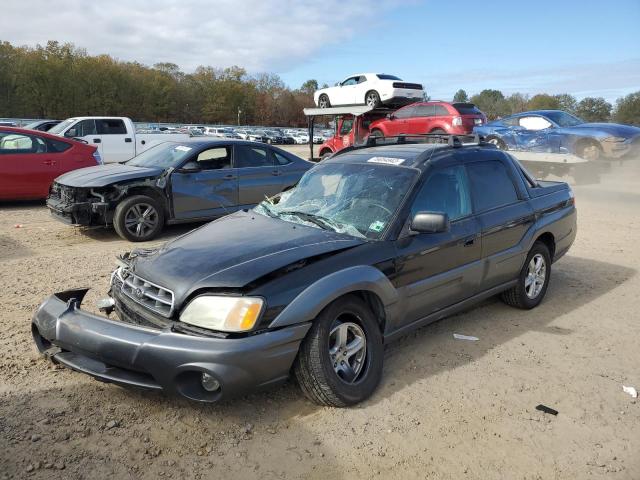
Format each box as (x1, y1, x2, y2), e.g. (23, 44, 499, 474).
(553, 93, 577, 114)
(614, 91, 640, 126)
(527, 94, 560, 111)
(505, 93, 530, 114)
(300, 79, 318, 96)
(453, 89, 468, 103)
(469, 89, 509, 119)
(576, 97, 612, 122)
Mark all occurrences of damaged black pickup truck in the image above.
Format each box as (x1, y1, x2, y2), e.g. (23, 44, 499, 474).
(33, 135, 576, 407)
(47, 139, 311, 241)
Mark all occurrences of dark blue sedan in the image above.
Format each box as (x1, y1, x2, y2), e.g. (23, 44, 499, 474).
(474, 110, 640, 161)
(47, 139, 312, 241)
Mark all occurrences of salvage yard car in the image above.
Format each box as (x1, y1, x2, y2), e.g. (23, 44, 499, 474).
(46, 139, 311, 241)
(48, 116, 192, 164)
(0, 126, 100, 200)
(314, 73, 424, 109)
(474, 110, 640, 161)
(33, 135, 576, 406)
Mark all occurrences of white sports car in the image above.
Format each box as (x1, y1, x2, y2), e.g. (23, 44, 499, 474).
(314, 73, 424, 109)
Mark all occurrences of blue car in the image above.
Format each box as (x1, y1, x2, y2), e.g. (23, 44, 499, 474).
(474, 110, 640, 161)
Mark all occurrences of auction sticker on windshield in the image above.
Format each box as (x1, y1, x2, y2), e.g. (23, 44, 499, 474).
(175, 145, 192, 152)
(367, 157, 405, 165)
(369, 220, 386, 232)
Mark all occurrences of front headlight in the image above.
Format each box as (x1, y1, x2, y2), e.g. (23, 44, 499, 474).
(180, 296, 264, 332)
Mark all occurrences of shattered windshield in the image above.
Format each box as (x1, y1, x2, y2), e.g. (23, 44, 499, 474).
(544, 111, 584, 127)
(255, 162, 417, 239)
(126, 142, 193, 168)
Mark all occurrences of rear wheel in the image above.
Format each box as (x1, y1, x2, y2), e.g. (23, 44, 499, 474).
(113, 195, 164, 242)
(294, 295, 383, 407)
(319, 150, 333, 161)
(365, 90, 381, 108)
(369, 129, 384, 140)
(318, 94, 331, 109)
(501, 242, 551, 309)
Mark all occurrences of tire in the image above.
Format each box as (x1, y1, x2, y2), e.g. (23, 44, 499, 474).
(319, 150, 332, 161)
(365, 90, 381, 108)
(294, 295, 384, 407)
(487, 136, 508, 150)
(576, 140, 602, 161)
(318, 94, 331, 109)
(369, 129, 384, 138)
(113, 195, 165, 242)
(501, 242, 551, 309)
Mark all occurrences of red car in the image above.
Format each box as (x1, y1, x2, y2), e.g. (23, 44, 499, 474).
(0, 127, 100, 200)
(368, 101, 487, 138)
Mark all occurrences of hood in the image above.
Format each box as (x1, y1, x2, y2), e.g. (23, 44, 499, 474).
(565, 122, 640, 138)
(55, 163, 164, 187)
(131, 210, 365, 306)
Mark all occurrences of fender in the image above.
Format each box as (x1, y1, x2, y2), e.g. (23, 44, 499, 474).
(268, 265, 400, 329)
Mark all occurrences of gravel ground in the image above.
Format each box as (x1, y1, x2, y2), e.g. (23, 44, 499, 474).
(1, 153, 639, 479)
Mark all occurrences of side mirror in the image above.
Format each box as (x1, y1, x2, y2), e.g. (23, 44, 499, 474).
(177, 161, 201, 173)
(334, 82, 339, 87)
(65, 128, 78, 138)
(387, 113, 395, 120)
(410, 211, 450, 234)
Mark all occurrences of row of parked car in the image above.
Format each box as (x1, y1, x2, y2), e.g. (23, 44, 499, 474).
(163, 125, 329, 145)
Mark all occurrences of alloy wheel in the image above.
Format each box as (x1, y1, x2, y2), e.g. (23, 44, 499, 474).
(124, 203, 159, 239)
(328, 320, 367, 383)
(525, 253, 546, 299)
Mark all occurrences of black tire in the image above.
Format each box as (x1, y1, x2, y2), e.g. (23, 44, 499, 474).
(294, 295, 383, 407)
(318, 94, 331, 109)
(113, 195, 165, 242)
(319, 150, 332, 161)
(369, 129, 384, 138)
(576, 140, 602, 161)
(487, 136, 508, 150)
(501, 242, 551, 309)
(365, 90, 381, 108)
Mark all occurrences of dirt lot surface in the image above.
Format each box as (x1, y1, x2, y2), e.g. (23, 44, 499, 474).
(1, 154, 639, 479)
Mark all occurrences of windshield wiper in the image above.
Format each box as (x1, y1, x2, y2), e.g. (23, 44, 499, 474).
(258, 201, 279, 218)
(278, 210, 337, 231)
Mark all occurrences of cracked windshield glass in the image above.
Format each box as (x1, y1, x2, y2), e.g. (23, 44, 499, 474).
(256, 162, 416, 239)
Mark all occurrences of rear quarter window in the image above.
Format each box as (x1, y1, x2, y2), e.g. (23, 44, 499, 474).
(453, 103, 482, 115)
(46, 138, 72, 153)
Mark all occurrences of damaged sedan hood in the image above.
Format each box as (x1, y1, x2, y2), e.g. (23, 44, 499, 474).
(130, 210, 365, 307)
(55, 164, 164, 187)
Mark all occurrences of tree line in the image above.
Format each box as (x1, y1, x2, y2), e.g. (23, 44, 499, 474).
(452, 88, 640, 125)
(0, 41, 320, 127)
(1, 40, 639, 126)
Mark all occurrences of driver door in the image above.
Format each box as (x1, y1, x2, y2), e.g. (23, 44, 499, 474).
(170, 146, 239, 220)
(514, 116, 553, 152)
(393, 165, 482, 326)
(336, 76, 359, 105)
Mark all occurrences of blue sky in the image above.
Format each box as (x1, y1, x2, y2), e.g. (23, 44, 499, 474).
(279, 0, 640, 103)
(2, 0, 639, 104)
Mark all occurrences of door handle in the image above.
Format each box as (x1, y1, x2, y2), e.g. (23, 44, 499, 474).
(93, 138, 101, 144)
(124, 138, 132, 143)
(44, 159, 56, 166)
(271, 170, 281, 176)
(223, 174, 237, 180)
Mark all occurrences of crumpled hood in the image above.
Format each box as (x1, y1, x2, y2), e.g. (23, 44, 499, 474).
(565, 122, 640, 139)
(130, 210, 365, 307)
(55, 163, 164, 187)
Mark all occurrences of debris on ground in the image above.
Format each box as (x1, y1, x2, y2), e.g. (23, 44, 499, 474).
(622, 385, 638, 398)
(453, 334, 479, 341)
(535, 404, 559, 416)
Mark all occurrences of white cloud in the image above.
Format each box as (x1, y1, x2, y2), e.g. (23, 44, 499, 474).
(1, 0, 398, 73)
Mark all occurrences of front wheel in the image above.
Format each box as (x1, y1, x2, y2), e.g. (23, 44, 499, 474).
(294, 295, 383, 407)
(113, 195, 164, 242)
(501, 242, 551, 309)
(318, 94, 331, 109)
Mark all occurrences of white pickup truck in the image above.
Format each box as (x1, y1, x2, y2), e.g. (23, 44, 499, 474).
(48, 117, 191, 163)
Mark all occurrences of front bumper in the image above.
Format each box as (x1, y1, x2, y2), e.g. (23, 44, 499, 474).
(46, 196, 110, 226)
(601, 136, 640, 159)
(32, 289, 310, 402)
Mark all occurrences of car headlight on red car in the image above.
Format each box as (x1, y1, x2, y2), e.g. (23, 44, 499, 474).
(179, 296, 264, 332)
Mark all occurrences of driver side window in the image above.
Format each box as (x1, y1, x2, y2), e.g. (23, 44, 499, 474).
(196, 147, 231, 170)
(411, 165, 472, 221)
(341, 77, 358, 86)
(518, 116, 552, 131)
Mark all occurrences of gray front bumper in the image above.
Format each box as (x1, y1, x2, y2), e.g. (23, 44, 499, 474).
(32, 289, 310, 402)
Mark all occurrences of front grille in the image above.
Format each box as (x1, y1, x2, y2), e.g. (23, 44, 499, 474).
(116, 267, 175, 317)
(49, 183, 85, 203)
